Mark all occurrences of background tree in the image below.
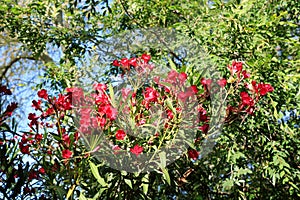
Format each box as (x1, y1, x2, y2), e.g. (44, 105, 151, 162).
(0, 0, 299, 199)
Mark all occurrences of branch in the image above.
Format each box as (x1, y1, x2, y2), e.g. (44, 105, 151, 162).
(0, 53, 54, 81)
(0, 56, 36, 80)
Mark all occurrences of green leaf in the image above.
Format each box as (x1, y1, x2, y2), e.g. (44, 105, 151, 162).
(142, 174, 149, 194)
(66, 185, 75, 199)
(159, 151, 167, 168)
(161, 167, 171, 185)
(165, 98, 176, 113)
(124, 179, 133, 189)
(108, 83, 116, 107)
(167, 57, 177, 70)
(89, 161, 107, 186)
(79, 192, 88, 200)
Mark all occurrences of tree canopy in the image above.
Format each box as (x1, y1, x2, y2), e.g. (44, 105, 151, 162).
(0, 0, 299, 199)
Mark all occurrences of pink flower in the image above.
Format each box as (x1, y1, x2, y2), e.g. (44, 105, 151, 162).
(200, 78, 212, 88)
(37, 89, 48, 100)
(130, 144, 143, 156)
(62, 134, 71, 147)
(121, 88, 131, 100)
(217, 78, 227, 88)
(178, 72, 187, 83)
(62, 149, 72, 159)
(167, 70, 179, 83)
(115, 129, 126, 140)
(112, 145, 122, 155)
(93, 83, 107, 92)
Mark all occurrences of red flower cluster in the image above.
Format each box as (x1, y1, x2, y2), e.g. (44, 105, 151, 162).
(112, 54, 152, 71)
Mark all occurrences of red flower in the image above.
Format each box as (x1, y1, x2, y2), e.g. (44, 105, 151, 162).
(200, 78, 212, 88)
(242, 70, 250, 79)
(120, 58, 129, 68)
(28, 170, 38, 181)
(5, 102, 18, 116)
(190, 85, 198, 94)
(199, 124, 209, 133)
(0, 85, 12, 95)
(166, 109, 174, 119)
(44, 107, 54, 116)
(97, 117, 106, 128)
(115, 129, 126, 140)
(178, 72, 188, 83)
(21, 134, 28, 144)
(35, 134, 43, 143)
(143, 87, 159, 102)
(62, 149, 72, 159)
(32, 100, 42, 111)
(112, 145, 122, 155)
(28, 113, 39, 127)
(188, 149, 199, 160)
(129, 57, 137, 67)
(105, 106, 117, 120)
(112, 60, 120, 67)
(141, 54, 151, 63)
(240, 91, 254, 106)
(229, 61, 243, 75)
(19, 142, 30, 154)
(259, 83, 274, 96)
(217, 78, 227, 88)
(39, 167, 45, 174)
(93, 83, 107, 92)
(130, 144, 143, 156)
(62, 134, 71, 147)
(37, 89, 48, 100)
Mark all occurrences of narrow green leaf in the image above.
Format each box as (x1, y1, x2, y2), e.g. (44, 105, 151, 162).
(159, 151, 167, 168)
(165, 98, 176, 113)
(89, 161, 107, 186)
(79, 192, 88, 200)
(167, 57, 177, 70)
(161, 167, 171, 185)
(66, 185, 75, 199)
(108, 83, 116, 107)
(142, 174, 149, 194)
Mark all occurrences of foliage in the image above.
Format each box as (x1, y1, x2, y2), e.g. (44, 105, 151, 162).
(0, 0, 299, 199)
